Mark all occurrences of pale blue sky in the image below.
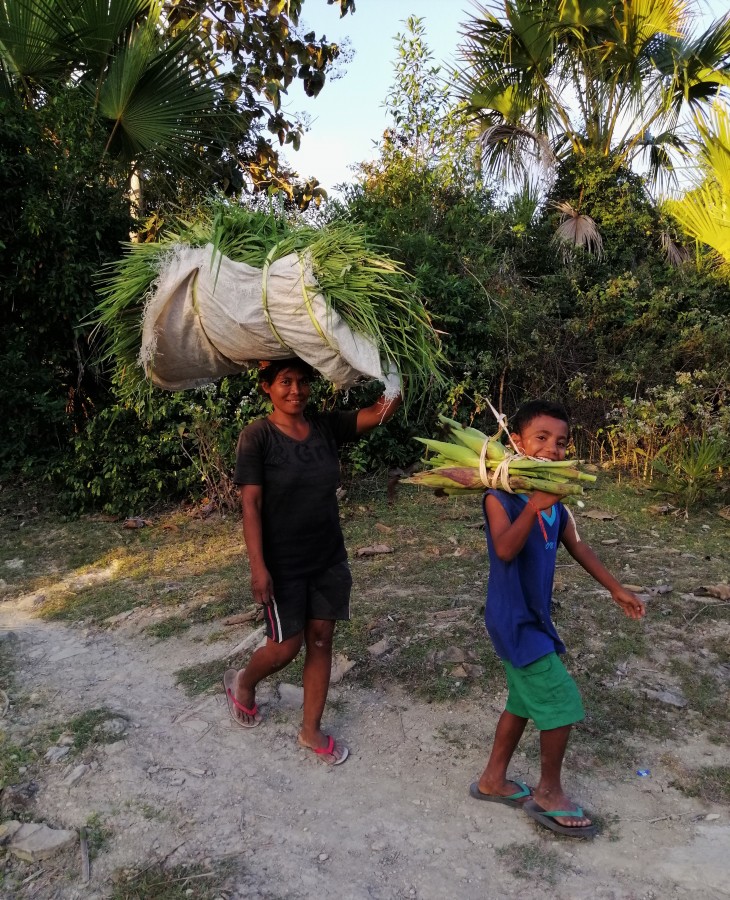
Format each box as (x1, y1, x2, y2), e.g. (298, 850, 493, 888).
(281, 0, 729, 197)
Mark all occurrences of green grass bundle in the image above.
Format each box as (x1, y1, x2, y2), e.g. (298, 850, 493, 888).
(94, 204, 446, 407)
(404, 415, 596, 497)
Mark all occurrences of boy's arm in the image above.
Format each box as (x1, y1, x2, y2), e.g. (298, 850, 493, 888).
(561, 517, 646, 620)
(486, 491, 556, 561)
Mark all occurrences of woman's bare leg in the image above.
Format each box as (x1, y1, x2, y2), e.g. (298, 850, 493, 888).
(232, 632, 303, 725)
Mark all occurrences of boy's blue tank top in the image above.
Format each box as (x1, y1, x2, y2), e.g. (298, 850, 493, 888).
(483, 489, 569, 668)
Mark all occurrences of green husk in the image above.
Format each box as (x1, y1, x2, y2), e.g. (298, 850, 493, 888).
(93, 204, 447, 407)
(404, 413, 597, 497)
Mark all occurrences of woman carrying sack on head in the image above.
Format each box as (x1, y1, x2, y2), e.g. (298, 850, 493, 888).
(223, 357, 402, 764)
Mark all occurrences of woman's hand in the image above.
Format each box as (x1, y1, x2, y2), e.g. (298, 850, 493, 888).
(250, 563, 275, 605)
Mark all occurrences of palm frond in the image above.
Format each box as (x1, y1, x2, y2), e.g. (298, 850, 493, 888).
(552, 201, 604, 258)
(660, 229, 690, 267)
(479, 121, 555, 179)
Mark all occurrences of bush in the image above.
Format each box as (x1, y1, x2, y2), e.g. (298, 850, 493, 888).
(57, 375, 264, 514)
(0, 94, 132, 474)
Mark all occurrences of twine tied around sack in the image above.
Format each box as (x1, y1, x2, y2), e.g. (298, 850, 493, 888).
(261, 245, 340, 357)
(261, 245, 292, 352)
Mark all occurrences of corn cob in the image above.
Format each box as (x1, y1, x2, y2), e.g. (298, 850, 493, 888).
(403, 414, 596, 497)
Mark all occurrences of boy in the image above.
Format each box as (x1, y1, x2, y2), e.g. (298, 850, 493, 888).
(471, 400, 645, 837)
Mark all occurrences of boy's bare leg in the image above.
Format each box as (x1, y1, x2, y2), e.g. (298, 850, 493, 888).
(477, 710, 529, 796)
(533, 724, 592, 827)
(233, 633, 303, 724)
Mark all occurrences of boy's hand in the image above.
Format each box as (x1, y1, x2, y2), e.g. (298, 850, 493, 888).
(612, 587, 646, 620)
(528, 490, 563, 511)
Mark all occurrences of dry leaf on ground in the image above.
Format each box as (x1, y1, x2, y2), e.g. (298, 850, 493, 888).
(647, 504, 677, 516)
(696, 584, 730, 601)
(581, 510, 617, 520)
(356, 545, 394, 557)
(123, 518, 152, 529)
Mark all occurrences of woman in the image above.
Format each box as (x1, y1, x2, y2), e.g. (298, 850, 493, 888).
(224, 357, 402, 765)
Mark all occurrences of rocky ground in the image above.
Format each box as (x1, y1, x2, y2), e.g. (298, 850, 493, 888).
(1, 593, 728, 899)
(1, 488, 729, 899)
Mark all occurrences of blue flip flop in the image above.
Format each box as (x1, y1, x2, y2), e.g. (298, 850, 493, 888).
(469, 779, 532, 807)
(523, 799, 597, 838)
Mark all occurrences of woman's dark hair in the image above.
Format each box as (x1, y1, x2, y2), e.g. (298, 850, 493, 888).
(511, 400, 570, 435)
(257, 358, 315, 386)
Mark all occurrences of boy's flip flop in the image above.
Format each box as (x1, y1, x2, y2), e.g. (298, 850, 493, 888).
(469, 780, 532, 807)
(223, 668, 262, 728)
(523, 799, 597, 838)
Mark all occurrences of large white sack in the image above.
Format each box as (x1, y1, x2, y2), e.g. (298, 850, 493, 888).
(139, 244, 384, 391)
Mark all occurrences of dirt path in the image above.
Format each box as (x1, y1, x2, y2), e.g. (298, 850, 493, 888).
(1, 591, 728, 900)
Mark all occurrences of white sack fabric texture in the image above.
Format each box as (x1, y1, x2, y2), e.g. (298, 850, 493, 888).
(139, 244, 385, 391)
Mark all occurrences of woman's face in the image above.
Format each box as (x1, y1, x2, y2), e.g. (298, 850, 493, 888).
(262, 367, 311, 414)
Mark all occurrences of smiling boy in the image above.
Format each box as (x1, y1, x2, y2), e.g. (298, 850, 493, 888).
(470, 400, 645, 837)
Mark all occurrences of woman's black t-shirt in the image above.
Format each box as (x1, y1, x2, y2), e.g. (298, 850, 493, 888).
(233, 411, 358, 579)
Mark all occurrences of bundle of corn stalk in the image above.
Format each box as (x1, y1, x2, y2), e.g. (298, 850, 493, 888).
(403, 416, 596, 497)
(94, 204, 445, 408)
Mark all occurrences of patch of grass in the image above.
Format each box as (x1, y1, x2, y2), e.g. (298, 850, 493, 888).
(205, 629, 230, 643)
(706, 636, 730, 664)
(668, 763, 730, 804)
(40, 580, 141, 623)
(669, 659, 729, 723)
(186, 594, 245, 623)
(146, 618, 192, 639)
(109, 863, 225, 900)
(0, 639, 16, 693)
(495, 841, 564, 884)
(138, 802, 168, 821)
(0, 742, 35, 789)
(589, 810, 620, 841)
(574, 684, 672, 765)
(380, 638, 481, 702)
(29, 513, 245, 623)
(64, 708, 128, 751)
(84, 812, 112, 859)
(175, 660, 228, 696)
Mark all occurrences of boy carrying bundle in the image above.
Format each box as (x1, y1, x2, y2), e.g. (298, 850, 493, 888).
(471, 400, 645, 837)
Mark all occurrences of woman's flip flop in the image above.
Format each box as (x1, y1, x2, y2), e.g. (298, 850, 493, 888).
(223, 668, 262, 728)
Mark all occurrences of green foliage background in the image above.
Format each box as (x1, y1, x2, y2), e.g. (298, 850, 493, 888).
(0, 95, 133, 472)
(1, 12, 728, 514)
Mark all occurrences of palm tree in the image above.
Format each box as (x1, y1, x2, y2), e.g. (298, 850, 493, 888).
(455, 0, 730, 185)
(0, 0, 227, 205)
(667, 102, 730, 265)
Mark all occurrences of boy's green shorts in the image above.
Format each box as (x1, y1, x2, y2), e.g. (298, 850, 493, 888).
(503, 652, 584, 731)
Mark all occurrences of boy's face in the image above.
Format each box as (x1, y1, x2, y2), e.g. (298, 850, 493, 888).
(511, 414, 569, 461)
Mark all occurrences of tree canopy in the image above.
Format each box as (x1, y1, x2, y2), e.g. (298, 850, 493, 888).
(454, 0, 730, 184)
(0, 0, 355, 196)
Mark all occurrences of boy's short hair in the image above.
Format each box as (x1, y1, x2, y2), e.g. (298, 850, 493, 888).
(511, 400, 570, 435)
(257, 358, 315, 386)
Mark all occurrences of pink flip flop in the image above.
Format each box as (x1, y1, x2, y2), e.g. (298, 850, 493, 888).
(298, 734, 349, 766)
(223, 668, 262, 729)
